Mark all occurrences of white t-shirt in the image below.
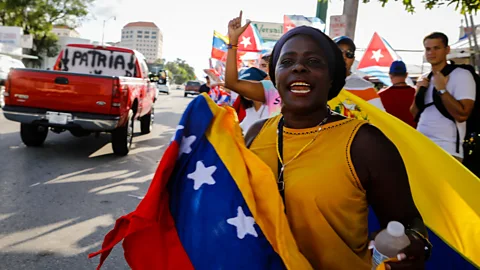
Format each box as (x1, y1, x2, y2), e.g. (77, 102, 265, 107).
(240, 105, 269, 135)
(417, 68, 476, 158)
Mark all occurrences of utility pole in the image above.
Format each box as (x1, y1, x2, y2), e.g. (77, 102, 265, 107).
(101, 16, 116, 46)
(469, 14, 480, 72)
(316, 0, 329, 24)
(463, 17, 476, 68)
(342, 0, 360, 40)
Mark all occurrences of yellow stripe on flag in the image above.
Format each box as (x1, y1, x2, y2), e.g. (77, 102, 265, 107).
(329, 90, 480, 267)
(214, 30, 229, 43)
(202, 94, 313, 269)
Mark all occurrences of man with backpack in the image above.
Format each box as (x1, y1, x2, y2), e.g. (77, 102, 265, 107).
(411, 32, 477, 163)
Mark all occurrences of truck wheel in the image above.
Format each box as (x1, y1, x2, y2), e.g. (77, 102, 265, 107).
(111, 110, 134, 156)
(184, 93, 188, 97)
(20, 124, 48, 147)
(140, 107, 154, 134)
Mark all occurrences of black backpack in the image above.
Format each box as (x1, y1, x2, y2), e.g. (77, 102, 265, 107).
(414, 62, 480, 158)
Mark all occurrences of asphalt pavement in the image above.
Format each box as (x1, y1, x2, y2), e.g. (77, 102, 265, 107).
(0, 89, 193, 270)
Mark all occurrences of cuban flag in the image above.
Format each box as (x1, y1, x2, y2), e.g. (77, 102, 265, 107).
(356, 32, 414, 86)
(237, 24, 264, 52)
(208, 85, 231, 105)
(88, 94, 313, 270)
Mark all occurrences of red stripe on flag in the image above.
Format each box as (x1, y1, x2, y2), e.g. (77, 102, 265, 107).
(211, 48, 227, 61)
(89, 142, 194, 270)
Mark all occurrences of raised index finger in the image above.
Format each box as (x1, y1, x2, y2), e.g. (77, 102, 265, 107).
(239, 10, 243, 21)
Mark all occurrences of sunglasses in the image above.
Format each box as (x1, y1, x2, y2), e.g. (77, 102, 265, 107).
(341, 50, 355, 59)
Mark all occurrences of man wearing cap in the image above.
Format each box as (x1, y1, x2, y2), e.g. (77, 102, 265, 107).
(378, 60, 417, 128)
(334, 36, 386, 111)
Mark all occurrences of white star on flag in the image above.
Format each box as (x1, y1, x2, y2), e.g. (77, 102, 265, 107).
(171, 125, 184, 142)
(227, 206, 258, 239)
(240, 36, 252, 49)
(178, 135, 196, 158)
(286, 25, 294, 31)
(371, 49, 384, 62)
(187, 161, 217, 190)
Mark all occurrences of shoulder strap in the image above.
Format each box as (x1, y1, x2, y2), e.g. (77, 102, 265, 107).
(277, 117, 286, 207)
(414, 71, 434, 122)
(431, 65, 457, 122)
(430, 65, 461, 153)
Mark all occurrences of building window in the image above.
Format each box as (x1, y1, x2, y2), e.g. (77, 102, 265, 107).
(137, 35, 142, 38)
(152, 31, 156, 34)
(152, 36, 156, 39)
(145, 31, 150, 34)
(145, 36, 149, 38)
(138, 30, 142, 33)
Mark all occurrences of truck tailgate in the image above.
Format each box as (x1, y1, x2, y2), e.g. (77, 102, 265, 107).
(7, 69, 115, 115)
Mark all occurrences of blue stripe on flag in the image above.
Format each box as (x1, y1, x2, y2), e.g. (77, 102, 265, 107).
(171, 95, 213, 147)
(213, 36, 227, 51)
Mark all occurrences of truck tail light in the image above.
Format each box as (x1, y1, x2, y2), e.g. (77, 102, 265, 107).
(3, 77, 10, 104)
(111, 78, 122, 114)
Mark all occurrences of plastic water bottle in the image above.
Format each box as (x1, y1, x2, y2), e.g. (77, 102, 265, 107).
(371, 221, 411, 269)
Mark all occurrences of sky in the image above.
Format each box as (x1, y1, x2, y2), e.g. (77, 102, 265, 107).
(77, 0, 480, 79)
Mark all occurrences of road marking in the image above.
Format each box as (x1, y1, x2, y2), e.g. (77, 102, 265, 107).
(127, 194, 144, 200)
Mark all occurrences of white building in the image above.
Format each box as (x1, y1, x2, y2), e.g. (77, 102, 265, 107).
(52, 25, 81, 38)
(0, 26, 36, 61)
(120, 22, 163, 63)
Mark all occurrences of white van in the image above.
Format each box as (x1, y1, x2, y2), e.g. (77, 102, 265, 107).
(0, 55, 25, 107)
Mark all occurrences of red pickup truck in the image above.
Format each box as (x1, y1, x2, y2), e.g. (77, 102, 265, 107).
(2, 44, 157, 156)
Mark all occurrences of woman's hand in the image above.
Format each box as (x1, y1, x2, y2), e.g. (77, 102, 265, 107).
(227, 11, 250, 45)
(385, 234, 426, 270)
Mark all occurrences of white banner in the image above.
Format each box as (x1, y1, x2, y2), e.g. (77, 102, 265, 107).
(60, 46, 136, 77)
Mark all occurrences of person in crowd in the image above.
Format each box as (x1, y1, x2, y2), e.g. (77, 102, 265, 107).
(334, 36, 386, 111)
(224, 18, 281, 119)
(411, 32, 476, 162)
(199, 76, 211, 94)
(378, 60, 417, 128)
(236, 67, 270, 135)
(259, 53, 271, 78)
(227, 12, 430, 270)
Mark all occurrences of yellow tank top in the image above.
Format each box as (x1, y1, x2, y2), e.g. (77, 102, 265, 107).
(250, 115, 371, 270)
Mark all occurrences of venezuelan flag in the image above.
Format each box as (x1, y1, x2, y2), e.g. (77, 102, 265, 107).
(329, 90, 480, 269)
(211, 31, 229, 61)
(89, 94, 312, 269)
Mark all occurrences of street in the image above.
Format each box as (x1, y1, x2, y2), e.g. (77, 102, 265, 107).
(0, 90, 192, 270)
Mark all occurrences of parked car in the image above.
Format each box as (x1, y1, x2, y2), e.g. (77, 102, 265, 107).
(2, 44, 157, 156)
(0, 56, 25, 108)
(0, 55, 25, 85)
(184, 80, 201, 97)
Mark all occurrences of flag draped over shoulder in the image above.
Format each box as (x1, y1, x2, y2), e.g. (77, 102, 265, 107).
(329, 90, 480, 269)
(88, 94, 312, 270)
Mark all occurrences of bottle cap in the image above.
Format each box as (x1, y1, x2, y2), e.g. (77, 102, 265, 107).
(387, 221, 405, 237)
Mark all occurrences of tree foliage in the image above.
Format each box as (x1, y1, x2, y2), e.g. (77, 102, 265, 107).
(0, 0, 93, 66)
(165, 58, 196, 85)
(153, 58, 166, 65)
(363, 0, 480, 14)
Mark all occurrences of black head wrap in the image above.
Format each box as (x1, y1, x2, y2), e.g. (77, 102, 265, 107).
(268, 26, 346, 100)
